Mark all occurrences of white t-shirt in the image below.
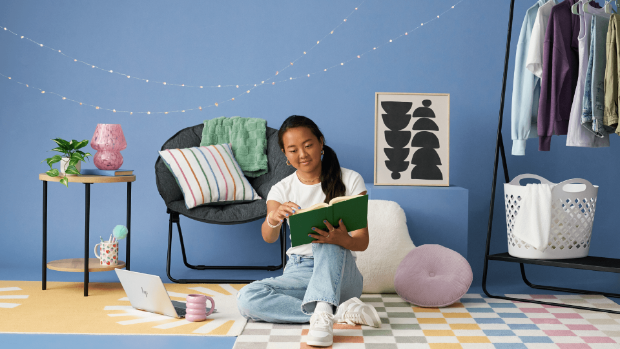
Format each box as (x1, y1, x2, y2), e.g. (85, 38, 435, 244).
(526, 0, 556, 78)
(266, 167, 367, 258)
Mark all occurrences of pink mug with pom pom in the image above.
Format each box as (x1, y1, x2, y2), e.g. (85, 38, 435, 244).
(185, 294, 215, 322)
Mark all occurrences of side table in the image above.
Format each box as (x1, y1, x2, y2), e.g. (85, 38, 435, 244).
(39, 173, 136, 296)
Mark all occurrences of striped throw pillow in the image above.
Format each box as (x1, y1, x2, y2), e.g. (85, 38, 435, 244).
(159, 143, 261, 209)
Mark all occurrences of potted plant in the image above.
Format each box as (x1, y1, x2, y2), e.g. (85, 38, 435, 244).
(41, 138, 92, 187)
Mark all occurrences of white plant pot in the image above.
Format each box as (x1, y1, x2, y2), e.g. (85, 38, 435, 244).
(60, 157, 81, 176)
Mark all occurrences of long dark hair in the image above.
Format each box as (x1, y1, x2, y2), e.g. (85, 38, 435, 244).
(278, 115, 346, 203)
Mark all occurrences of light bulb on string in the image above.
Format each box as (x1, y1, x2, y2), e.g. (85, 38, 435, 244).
(0, 0, 465, 115)
(0, 1, 367, 90)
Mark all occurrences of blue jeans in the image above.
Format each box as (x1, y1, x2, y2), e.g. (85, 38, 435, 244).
(583, 15, 613, 137)
(236, 243, 363, 323)
(582, 22, 595, 126)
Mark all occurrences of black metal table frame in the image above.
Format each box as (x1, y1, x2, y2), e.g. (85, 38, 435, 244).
(482, 0, 620, 315)
(42, 181, 132, 296)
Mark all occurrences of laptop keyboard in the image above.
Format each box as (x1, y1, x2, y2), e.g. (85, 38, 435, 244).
(174, 306, 186, 317)
(171, 300, 216, 317)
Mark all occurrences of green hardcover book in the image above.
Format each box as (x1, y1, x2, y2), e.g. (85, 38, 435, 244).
(288, 194, 368, 247)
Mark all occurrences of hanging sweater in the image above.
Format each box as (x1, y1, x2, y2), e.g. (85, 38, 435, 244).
(537, 0, 580, 151)
(511, 0, 547, 156)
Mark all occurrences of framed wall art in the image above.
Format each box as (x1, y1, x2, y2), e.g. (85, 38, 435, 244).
(374, 92, 450, 186)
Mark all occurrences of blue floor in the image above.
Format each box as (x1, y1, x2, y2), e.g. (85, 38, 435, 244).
(1, 334, 236, 349)
(3, 269, 620, 349)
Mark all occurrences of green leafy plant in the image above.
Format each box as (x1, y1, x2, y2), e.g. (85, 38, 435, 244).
(42, 138, 92, 187)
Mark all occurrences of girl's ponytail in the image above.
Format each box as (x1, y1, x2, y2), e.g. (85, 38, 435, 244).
(320, 145, 346, 203)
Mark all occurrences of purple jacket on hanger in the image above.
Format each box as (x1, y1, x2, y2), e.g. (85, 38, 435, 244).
(537, 0, 582, 151)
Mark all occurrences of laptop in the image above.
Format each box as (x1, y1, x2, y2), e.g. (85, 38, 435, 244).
(115, 269, 216, 318)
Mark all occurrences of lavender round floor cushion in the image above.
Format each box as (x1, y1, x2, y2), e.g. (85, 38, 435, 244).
(394, 244, 473, 307)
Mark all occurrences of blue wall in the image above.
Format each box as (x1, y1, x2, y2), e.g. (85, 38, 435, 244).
(2, 0, 619, 292)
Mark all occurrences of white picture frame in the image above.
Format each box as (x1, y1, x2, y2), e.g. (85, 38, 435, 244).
(374, 92, 450, 186)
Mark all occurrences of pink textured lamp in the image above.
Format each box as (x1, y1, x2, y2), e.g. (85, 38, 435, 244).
(91, 124, 127, 170)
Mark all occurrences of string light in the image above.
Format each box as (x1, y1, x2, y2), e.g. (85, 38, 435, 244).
(0, 1, 365, 89)
(0, 0, 464, 114)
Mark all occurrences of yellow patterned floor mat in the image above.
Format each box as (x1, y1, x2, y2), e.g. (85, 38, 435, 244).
(0, 280, 247, 336)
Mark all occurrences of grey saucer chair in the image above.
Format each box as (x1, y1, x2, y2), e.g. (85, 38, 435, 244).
(155, 123, 295, 283)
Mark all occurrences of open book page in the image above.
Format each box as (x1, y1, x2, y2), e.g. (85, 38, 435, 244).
(328, 194, 363, 206)
(296, 194, 363, 214)
(295, 202, 328, 214)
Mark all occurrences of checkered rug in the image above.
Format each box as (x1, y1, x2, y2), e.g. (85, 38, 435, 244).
(233, 293, 620, 349)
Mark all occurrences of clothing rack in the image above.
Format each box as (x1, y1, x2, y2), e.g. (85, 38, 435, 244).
(482, 0, 620, 314)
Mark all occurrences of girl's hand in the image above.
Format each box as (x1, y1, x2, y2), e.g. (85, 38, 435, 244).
(269, 201, 301, 226)
(309, 219, 348, 245)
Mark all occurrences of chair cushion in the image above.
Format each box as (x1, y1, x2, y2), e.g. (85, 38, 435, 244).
(158, 143, 261, 209)
(356, 200, 415, 293)
(155, 124, 295, 224)
(394, 244, 472, 307)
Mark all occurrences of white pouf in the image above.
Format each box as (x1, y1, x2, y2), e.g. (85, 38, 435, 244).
(356, 200, 415, 293)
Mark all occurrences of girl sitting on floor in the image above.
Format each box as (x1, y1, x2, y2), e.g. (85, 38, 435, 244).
(236, 115, 381, 347)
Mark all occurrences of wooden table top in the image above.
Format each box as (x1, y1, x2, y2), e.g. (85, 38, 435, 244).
(47, 258, 126, 272)
(39, 173, 136, 184)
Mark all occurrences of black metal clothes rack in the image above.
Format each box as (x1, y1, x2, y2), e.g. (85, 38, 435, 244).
(482, 0, 620, 315)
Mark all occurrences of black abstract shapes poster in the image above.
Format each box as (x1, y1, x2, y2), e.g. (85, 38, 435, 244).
(375, 93, 449, 186)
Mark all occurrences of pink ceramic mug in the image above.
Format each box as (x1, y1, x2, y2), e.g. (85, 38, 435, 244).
(185, 294, 215, 322)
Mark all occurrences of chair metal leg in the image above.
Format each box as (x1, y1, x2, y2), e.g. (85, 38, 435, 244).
(166, 211, 287, 284)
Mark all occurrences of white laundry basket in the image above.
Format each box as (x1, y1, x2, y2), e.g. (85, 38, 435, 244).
(504, 174, 599, 259)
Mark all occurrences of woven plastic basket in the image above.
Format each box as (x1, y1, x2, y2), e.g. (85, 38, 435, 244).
(504, 174, 598, 259)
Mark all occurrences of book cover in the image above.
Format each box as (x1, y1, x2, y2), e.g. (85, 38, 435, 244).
(80, 169, 134, 176)
(288, 195, 368, 247)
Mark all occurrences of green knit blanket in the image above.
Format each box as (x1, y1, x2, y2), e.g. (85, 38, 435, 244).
(200, 116, 268, 177)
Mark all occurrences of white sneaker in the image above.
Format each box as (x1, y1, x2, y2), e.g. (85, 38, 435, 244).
(306, 311, 334, 347)
(335, 297, 382, 328)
